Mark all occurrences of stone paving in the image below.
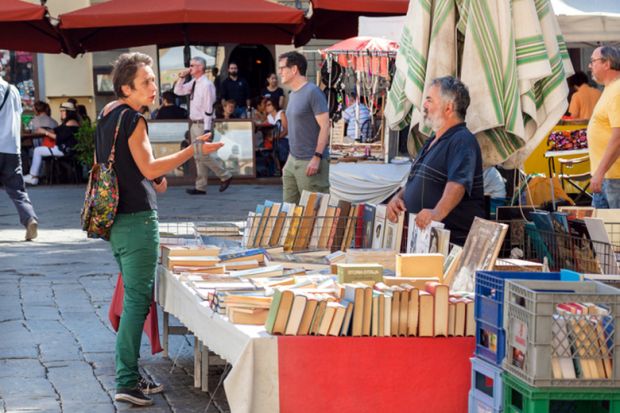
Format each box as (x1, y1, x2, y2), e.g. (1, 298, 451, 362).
(0, 182, 282, 413)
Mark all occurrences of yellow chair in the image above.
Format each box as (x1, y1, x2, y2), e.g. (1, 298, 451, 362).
(557, 155, 591, 203)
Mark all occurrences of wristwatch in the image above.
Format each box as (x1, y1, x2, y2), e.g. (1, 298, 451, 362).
(313, 152, 323, 159)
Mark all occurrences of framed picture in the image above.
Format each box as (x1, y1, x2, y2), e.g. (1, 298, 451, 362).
(212, 120, 256, 178)
(93, 67, 114, 95)
(148, 120, 191, 177)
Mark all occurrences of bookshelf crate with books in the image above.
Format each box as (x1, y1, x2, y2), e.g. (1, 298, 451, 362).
(504, 279, 620, 387)
(503, 371, 620, 413)
(469, 357, 504, 413)
(476, 318, 507, 366)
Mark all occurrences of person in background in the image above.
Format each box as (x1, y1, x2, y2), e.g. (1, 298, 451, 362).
(265, 96, 289, 167)
(95, 52, 223, 407)
(211, 67, 221, 102)
(217, 99, 238, 120)
(155, 91, 187, 120)
(342, 94, 372, 142)
(587, 46, 620, 208)
(278, 51, 330, 203)
(567, 71, 601, 120)
(386, 76, 485, 245)
(483, 166, 507, 218)
(77, 104, 91, 126)
(0, 63, 38, 241)
(220, 62, 251, 118)
(30, 101, 58, 131)
(252, 96, 269, 124)
(262, 72, 285, 109)
(175, 57, 232, 195)
(24, 101, 80, 186)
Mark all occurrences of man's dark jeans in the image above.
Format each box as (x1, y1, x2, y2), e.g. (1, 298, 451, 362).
(0, 153, 37, 227)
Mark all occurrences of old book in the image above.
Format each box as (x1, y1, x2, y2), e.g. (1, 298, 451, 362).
(336, 263, 383, 284)
(293, 193, 319, 251)
(425, 282, 449, 337)
(362, 204, 376, 249)
(339, 300, 354, 336)
(397, 287, 409, 337)
(229, 265, 283, 279)
(383, 210, 404, 252)
(447, 302, 456, 336)
(227, 307, 269, 325)
(317, 206, 337, 249)
(310, 194, 331, 249)
(161, 244, 220, 266)
(252, 204, 272, 248)
(383, 276, 440, 289)
(330, 200, 351, 252)
(172, 265, 225, 274)
(383, 292, 392, 337)
(222, 260, 260, 271)
(443, 245, 463, 287)
(269, 210, 288, 247)
(278, 202, 297, 246)
(345, 248, 396, 272)
(585, 303, 613, 379)
(340, 204, 358, 251)
(265, 289, 294, 335)
(283, 206, 304, 252)
(343, 284, 366, 336)
(219, 248, 266, 263)
(452, 217, 508, 292)
(245, 204, 264, 247)
(551, 313, 576, 379)
(584, 217, 620, 274)
(360, 284, 373, 336)
(325, 206, 342, 251)
(465, 299, 475, 336)
(405, 286, 419, 337)
(406, 214, 445, 254)
(317, 302, 338, 336)
(418, 291, 434, 337)
(284, 294, 308, 335)
(327, 303, 347, 336)
(372, 204, 388, 249)
(396, 253, 444, 279)
(308, 299, 328, 336)
(296, 295, 319, 335)
(259, 202, 281, 247)
(449, 297, 466, 337)
(167, 255, 220, 270)
(353, 203, 366, 249)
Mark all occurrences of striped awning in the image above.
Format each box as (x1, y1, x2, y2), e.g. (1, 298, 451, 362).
(386, 0, 574, 167)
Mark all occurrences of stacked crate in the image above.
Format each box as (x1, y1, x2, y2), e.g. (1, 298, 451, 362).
(503, 279, 620, 412)
(470, 271, 566, 413)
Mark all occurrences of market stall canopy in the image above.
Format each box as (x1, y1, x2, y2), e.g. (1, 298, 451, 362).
(551, 0, 620, 43)
(58, 0, 305, 57)
(322, 36, 399, 78)
(0, 0, 63, 53)
(386, 0, 574, 168)
(294, 0, 408, 47)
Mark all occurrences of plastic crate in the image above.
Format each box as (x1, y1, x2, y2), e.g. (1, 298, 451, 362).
(469, 357, 504, 413)
(503, 371, 620, 413)
(476, 319, 507, 366)
(475, 271, 568, 330)
(469, 390, 501, 413)
(504, 280, 620, 387)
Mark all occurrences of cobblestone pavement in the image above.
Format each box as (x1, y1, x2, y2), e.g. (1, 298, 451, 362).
(0, 183, 281, 413)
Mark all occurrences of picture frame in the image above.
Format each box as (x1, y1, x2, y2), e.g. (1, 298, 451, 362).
(148, 120, 191, 178)
(93, 67, 114, 95)
(212, 119, 256, 178)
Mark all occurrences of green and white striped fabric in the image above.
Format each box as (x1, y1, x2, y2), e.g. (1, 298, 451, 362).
(386, 0, 573, 166)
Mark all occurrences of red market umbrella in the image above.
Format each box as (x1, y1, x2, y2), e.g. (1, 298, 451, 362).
(0, 0, 63, 53)
(294, 0, 408, 47)
(59, 0, 305, 56)
(322, 36, 399, 77)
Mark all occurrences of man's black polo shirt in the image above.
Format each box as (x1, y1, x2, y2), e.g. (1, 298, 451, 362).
(221, 77, 250, 108)
(403, 123, 485, 245)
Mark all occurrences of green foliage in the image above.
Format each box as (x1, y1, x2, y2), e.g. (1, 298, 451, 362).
(74, 122, 96, 167)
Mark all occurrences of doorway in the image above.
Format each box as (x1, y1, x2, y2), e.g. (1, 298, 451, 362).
(228, 45, 275, 100)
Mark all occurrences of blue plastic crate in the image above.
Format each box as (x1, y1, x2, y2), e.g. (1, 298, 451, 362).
(475, 318, 507, 366)
(469, 357, 504, 412)
(475, 271, 566, 330)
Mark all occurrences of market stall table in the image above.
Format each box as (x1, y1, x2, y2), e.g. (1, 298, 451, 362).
(156, 265, 475, 413)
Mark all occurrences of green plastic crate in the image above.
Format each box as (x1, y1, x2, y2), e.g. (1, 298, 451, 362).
(503, 371, 620, 413)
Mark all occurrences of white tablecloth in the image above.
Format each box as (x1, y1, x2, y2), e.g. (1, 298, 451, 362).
(156, 267, 278, 413)
(329, 161, 411, 204)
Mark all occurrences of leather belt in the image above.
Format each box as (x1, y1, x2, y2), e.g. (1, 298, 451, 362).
(190, 119, 204, 124)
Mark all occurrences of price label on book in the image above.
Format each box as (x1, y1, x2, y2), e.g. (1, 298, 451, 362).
(511, 318, 528, 353)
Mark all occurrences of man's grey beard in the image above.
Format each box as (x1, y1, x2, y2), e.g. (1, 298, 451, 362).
(423, 114, 444, 132)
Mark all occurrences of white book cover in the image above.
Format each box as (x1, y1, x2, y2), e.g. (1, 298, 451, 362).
(309, 194, 331, 249)
(406, 213, 445, 254)
(372, 204, 387, 249)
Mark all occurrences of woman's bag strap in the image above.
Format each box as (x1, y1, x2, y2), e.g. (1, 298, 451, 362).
(107, 108, 130, 165)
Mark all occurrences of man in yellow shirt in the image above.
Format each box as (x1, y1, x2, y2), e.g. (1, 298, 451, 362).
(587, 46, 620, 208)
(568, 71, 601, 120)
